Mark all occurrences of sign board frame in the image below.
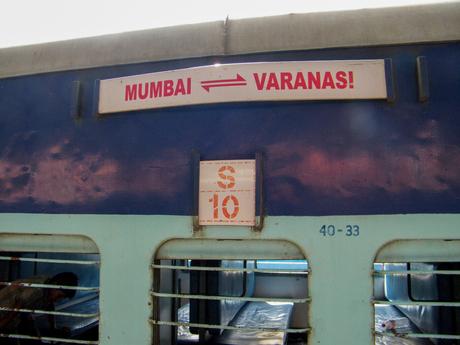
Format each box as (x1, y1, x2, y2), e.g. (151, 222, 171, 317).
(97, 60, 388, 114)
(193, 153, 264, 231)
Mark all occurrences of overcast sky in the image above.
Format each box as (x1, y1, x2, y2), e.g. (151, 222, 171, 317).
(0, 0, 452, 48)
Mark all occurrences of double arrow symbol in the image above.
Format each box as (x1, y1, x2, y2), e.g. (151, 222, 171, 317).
(200, 74, 247, 92)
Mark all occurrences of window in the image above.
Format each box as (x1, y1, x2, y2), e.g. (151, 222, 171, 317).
(151, 240, 309, 345)
(0, 235, 100, 345)
(373, 240, 460, 344)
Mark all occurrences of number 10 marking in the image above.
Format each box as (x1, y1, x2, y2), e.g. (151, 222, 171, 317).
(209, 194, 240, 219)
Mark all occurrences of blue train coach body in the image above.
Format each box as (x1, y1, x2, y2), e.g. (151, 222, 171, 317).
(0, 6, 459, 217)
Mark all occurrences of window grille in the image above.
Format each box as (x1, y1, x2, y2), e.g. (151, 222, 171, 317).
(0, 251, 100, 344)
(373, 246, 460, 344)
(151, 258, 309, 345)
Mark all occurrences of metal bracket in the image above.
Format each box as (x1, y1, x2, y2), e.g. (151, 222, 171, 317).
(384, 58, 396, 103)
(92, 79, 100, 116)
(70, 81, 82, 118)
(416, 56, 429, 102)
(192, 150, 202, 233)
(252, 151, 265, 232)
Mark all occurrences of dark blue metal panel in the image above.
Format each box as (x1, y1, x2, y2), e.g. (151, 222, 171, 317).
(0, 43, 459, 216)
(384, 58, 396, 102)
(417, 56, 430, 102)
(70, 80, 82, 118)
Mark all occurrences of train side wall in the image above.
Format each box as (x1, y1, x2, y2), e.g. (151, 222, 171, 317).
(1, 42, 459, 216)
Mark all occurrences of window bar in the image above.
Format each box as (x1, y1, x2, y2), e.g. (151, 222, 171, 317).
(375, 331, 460, 340)
(170, 259, 178, 344)
(373, 300, 460, 307)
(0, 333, 99, 344)
(0, 256, 100, 265)
(151, 259, 161, 345)
(0, 281, 99, 292)
(0, 306, 99, 318)
(152, 291, 310, 304)
(152, 263, 309, 275)
(198, 267, 206, 343)
(150, 320, 311, 334)
(373, 269, 460, 275)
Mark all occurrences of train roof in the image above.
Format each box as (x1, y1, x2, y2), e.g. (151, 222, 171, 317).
(0, 1, 459, 79)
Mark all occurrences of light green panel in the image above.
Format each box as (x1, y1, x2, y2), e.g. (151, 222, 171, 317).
(0, 213, 459, 345)
(156, 238, 304, 259)
(0, 233, 98, 253)
(376, 239, 460, 262)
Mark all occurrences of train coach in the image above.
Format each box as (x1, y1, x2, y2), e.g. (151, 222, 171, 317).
(0, 2, 460, 344)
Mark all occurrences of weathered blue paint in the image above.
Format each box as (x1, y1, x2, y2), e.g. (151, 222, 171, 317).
(0, 43, 459, 216)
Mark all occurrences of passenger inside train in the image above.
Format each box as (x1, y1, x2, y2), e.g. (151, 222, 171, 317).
(0, 252, 99, 345)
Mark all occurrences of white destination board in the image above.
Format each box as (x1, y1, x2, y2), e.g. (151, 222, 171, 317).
(199, 160, 256, 226)
(98, 60, 387, 113)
